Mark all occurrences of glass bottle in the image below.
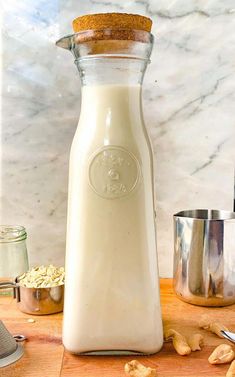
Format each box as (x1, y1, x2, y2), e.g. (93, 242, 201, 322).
(56, 19, 163, 355)
(0, 225, 29, 295)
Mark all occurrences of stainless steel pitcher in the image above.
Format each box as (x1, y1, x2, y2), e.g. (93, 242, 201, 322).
(173, 209, 235, 306)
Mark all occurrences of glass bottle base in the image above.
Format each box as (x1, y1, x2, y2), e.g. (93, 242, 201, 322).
(64, 343, 163, 356)
(77, 350, 149, 356)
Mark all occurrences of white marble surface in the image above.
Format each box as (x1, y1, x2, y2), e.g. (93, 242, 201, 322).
(1, 0, 235, 277)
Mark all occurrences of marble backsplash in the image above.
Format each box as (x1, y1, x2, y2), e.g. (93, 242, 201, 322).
(1, 0, 235, 277)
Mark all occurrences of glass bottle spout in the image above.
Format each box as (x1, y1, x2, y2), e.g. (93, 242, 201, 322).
(56, 34, 74, 50)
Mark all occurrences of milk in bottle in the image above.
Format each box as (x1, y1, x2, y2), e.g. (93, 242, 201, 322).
(56, 13, 163, 355)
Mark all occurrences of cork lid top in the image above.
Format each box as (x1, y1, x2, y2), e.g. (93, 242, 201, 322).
(56, 13, 153, 57)
(72, 13, 152, 33)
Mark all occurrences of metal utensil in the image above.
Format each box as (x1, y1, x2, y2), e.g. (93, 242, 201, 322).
(13, 335, 27, 342)
(221, 330, 235, 344)
(0, 278, 64, 315)
(173, 209, 235, 306)
(0, 321, 24, 368)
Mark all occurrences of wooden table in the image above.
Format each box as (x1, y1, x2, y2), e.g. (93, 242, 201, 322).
(1, 279, 235, 377)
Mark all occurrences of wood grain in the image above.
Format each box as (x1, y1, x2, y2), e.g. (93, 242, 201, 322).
(1, 279, 235, 377)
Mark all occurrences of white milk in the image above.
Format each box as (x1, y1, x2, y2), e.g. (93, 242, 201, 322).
(63, 84, 163, 354)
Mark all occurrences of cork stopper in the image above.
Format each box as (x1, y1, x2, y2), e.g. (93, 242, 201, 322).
(54, 13, 153, 56)
(72, 13, 152, 33)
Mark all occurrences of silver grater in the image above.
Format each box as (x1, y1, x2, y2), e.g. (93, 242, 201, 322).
(0, 321, 24, 368)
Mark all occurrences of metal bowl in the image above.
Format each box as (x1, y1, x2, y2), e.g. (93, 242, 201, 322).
(0, 279, 64, 315)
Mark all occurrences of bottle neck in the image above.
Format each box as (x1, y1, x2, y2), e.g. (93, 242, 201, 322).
(80, 84, 142, 124)
(77, 58, 146, 126)
(76, 57, 147, 87)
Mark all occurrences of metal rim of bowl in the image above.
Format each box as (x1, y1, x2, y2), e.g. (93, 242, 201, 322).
(174, 209, 235, 221)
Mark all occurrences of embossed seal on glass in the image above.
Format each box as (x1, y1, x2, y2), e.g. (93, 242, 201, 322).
(89, 147, 140, 199)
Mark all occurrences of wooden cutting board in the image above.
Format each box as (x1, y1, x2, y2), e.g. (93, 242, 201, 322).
(1, 279, 235, 377)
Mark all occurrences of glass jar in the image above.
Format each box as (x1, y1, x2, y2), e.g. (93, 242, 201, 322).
(0, 225, 29, 295)
(57, 19, 163, 355)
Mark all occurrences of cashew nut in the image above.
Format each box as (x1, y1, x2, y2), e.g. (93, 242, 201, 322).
(226, 360, 235, 377)
(164, 328, 191, 356)
(124, 360, 157, 377)
(199, 315, 229, 338)
(208, 344, 235, 364)
(187, 334, 204, 351)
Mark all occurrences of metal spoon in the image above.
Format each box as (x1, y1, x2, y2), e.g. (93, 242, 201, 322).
(221, 330, 235, 343)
